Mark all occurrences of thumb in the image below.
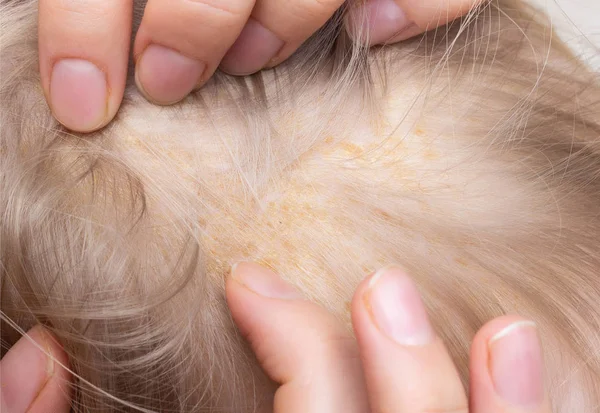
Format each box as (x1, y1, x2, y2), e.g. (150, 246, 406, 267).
(226, 262, 369, 413)
(0, 325, 72, 413)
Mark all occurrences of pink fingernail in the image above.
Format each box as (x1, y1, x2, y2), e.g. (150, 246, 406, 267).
(220, 18, 284, 75)
(50, 59, 108, 132)
(365, 266, 435, 346)
(347, 0, 415, 46)
(231, 262, 303, 300)
(135, 44, 205, 105)
(489, 321, 545, 408)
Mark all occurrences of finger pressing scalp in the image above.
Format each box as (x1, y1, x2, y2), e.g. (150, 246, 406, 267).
(347, 0, 485, 46)
(352, 266, 552, 413)
(39, 0, 486, 132)
(133, 0, 255, 105)
(226, 262, 369, 413)
(351, 266, 469, 413)
(220, 0, 345, 75)
(38, 0, 132, 132)
(470, 316, 552, 413)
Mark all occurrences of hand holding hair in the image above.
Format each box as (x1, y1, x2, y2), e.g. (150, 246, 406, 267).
(1, 263, 550, 412)
(38, 0, 483, 133)
(227, 263, 552, 412)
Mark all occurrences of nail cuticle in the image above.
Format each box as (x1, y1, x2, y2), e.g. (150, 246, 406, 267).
(365, 266, 435, 346)
(135, 44, 204, 105)
(49, 58, 109, 132)
(489, 320, 537, 347)
(488, 320, 544, 408)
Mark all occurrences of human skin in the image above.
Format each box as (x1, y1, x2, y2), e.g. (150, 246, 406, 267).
(38, 0, 482, 132)
(0, 264, 550, 413)
(0, 326, 71, 413)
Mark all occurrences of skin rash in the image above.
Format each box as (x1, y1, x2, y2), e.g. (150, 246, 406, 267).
(1, 0, 600, 411)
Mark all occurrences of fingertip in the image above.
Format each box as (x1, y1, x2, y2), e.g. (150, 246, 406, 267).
(469, 315, 529, 392)
(350, 267, 386, 336)
(347, 0, 485, 47)
(38, 0, 131, 133)
(0, 326, 71, 413)
(228, 262, 303, 300)
(473, 315, 530, 343)
(346, 0, 415, 46)
(351, 265, 431, 361)
(352, 265, 428, 340)
(470, 316, 549, 412)
(225, 263, 367, 411)
(225, 262, 303, 349)
(352, 266, 468, 413)
(48, 59, 115, 133)
(225, 262, 247, 302)
(27, 329, 72, 413)
(220, 18, 284, 76)
(135, 44, 206, 105)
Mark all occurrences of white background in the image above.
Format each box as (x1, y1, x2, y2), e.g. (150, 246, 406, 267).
(528, 0, 600, 69)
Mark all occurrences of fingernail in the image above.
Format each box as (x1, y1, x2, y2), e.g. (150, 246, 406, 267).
(220, 18, 284, 75)
(135, 44, 205, 105)
(0, 327, 55, 412)
(230, 262, 303, 299)
(365, 266, 435, 346)
(347, 0, 417, 46)
(489, 321, 545, 408)
(50, 59, 108, 132)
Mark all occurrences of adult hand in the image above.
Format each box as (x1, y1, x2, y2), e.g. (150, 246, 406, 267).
(39, 0, 483, 133)
(227, 263, 552, 412)
(0, 326, 71, 413)
(0, 262, 546, 413)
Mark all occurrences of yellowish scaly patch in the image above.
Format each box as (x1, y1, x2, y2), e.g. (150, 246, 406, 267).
(454, 257, 469, 267)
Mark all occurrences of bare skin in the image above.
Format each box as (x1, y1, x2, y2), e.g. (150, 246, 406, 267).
(0, 326, 71, 413)
(38, 0, 483, 132)
(1, 264, 550, 413)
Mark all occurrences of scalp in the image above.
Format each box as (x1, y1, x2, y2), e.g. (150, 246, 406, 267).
(1, 0, 600, 412)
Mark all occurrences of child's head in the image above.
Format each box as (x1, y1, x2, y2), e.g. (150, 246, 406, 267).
(1, 0, 600, 411)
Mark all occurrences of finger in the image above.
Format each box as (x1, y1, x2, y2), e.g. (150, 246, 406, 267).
(0, 326, 72, 413)
(133, 0, 255, 105)
(220, 0, 345, 75)
(39, 0, 132, 132)
(470, 316, 552, 413)
(347, 0, 483, 46)
(352, 266, 469, 413)
(226, 262, 369, 413)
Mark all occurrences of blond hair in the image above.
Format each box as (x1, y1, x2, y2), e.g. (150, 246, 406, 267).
(1, 0, 600, 411)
